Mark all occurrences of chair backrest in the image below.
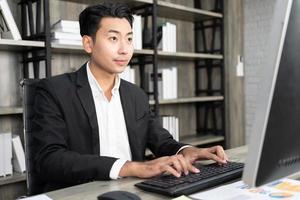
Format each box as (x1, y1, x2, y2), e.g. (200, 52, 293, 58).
(22, 78, 45, 195)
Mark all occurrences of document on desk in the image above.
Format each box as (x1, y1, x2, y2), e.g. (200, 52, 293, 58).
(189, 178, 300, 200)
(22, 194, 52, 200)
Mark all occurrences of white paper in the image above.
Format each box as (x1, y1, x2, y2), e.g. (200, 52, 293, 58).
(236, 62, 244, 77)
(22, 194, 53, 200)
(236, 55, 244, 77)
(190, 178, 300, 200)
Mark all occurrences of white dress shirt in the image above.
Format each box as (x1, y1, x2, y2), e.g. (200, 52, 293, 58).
(87, 62, 190, 179)
(87, 63, 131, 179)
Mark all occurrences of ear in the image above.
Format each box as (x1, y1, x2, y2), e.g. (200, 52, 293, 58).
(82, 35, 93, 53)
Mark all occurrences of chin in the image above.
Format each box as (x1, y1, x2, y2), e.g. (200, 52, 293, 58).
(114, 66, 127, 73)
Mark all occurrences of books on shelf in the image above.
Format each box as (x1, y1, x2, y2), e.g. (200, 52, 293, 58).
(145, 67, 178, 100)
(119, 66, 135, 84)
(0, 0, 21, 40)
(160, 116, 179, 141)
(51, 20, 81, 46)
(0, 132, 12, 177)
(132, 15, 142, 50)
(12, 135, 26, 173)
(158, 22, 176, 52)
(52, 19, 79, 30)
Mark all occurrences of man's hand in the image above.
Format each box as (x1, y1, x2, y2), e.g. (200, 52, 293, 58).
(119, 145, 228, 179)
(180, 145, 229, 165)
(119, 155, 199, 178)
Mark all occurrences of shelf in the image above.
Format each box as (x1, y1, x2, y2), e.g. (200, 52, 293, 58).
(65, 0, 152, 7)
(180, 134, 224, 146)
(51, 44, 222, 60)
(145, 134, 225, 156)
(157, 0, 222, 21)
(51, 43, 155, 56)
(61, 0, 222, 22)
(0, 39, 44, 51)
(149, 96, 224, 105)
(0, 107, 23, 115)
(0, 172, 26, 186)
(158, 51, 223, 60)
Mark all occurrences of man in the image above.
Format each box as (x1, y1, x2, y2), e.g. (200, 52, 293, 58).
(32, 2, 228, 192)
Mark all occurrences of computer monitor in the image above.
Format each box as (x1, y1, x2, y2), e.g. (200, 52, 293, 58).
(242, 0, 300, 187)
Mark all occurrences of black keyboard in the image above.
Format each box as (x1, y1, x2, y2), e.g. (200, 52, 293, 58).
(135, 161, 244, 197)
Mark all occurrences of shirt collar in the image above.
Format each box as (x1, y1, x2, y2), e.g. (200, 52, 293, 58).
(86, 62, 121, 94)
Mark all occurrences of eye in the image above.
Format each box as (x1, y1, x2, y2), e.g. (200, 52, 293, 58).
(109, 36, 118, 42)
(128, 37, 133, 43)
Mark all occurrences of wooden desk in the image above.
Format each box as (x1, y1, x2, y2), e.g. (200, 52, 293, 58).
(43, 146, 247, 200)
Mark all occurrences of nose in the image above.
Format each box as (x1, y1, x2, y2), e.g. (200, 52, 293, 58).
(118, 39, 132, 55)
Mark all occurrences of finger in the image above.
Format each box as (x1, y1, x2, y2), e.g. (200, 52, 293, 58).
(163, 165, 181, 178)
(187, 162, 200, 174)
(209, 146, 227, 164)
(169, 156, 183, 174)
(206, 152, 226, 164)
(177, 155, 189, 175)
(215, 146, 228, 163)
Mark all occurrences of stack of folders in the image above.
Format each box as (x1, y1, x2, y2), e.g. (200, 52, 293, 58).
(160, 116, 179, 141)
(12, 135, 26, 173)
(158, 22, 176, 52)
(0, 132, 12, 177)
(0, 0, 21, 40)
(132, 15, 142, 50)
(145, 67, 178, 100)
(119, 66, 135, 84)
(51, 20, 81, 46)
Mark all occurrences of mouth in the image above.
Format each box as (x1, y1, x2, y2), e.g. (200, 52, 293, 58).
(114, 59, 128, 66)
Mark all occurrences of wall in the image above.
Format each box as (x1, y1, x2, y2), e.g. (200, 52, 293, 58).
(243, 0, 276, 143)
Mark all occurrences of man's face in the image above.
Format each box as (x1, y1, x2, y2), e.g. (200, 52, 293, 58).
(88, 17, 134, 74)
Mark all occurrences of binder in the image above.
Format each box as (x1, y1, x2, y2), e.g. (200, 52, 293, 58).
(0, 134, 4, 176)
(3, 132, 12, 176)
(12, 135, 26, 173)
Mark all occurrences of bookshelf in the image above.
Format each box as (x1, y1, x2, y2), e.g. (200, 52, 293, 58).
(0, 107, 23, 115)
(0, 0, 246, 199)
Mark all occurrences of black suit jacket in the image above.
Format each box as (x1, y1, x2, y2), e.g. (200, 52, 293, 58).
(32, 64, 186, 192)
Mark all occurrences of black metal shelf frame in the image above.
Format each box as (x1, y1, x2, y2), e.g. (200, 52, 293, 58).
(20, 0, 51, 78)
(194, 0, 225, 138)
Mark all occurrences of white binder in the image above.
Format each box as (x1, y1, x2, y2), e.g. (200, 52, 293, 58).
(12, 135, 26, 173)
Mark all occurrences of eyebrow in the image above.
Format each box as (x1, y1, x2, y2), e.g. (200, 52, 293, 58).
(108, 29, 133, 36)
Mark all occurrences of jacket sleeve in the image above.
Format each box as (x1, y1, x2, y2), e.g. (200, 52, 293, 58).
(32, 80, 117, 184)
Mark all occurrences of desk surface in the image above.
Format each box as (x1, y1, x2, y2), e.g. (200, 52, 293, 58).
(44, 146, 247, 200)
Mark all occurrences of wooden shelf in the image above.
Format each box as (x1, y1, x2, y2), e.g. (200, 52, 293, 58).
(180, 134, 225, 146)
(149, 96, 224, 105)
(145, 134, 224, 156)
(158, 51, 223, 60)
(0, 173, 26, 186)
(60, 0, 221, 22)
(65, 0, 152, 7)
(51, 43, 155, 56)
(157, 0, 222, 21)
(0, 39, 44, 51)
(51, 44, 222, 60)
(0, 107, 23, 115)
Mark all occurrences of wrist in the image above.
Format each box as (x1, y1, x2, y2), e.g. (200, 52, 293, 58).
(119, 161, 140, 177)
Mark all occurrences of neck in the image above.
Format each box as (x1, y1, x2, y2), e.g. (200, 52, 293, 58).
(89, 60, 116, 93)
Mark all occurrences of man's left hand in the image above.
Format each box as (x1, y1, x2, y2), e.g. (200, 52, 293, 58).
(179, 145, 229, 166)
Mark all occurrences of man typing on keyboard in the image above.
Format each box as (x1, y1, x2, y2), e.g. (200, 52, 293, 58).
(32, 2, 229, 192)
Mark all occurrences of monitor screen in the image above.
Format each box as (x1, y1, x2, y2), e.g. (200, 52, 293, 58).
(243, 0, 300, 187)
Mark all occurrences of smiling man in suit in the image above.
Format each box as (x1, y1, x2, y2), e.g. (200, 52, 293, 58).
(32, 2, 228, 192)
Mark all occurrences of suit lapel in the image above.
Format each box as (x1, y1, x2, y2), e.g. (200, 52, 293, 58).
(119, 80, 139, 160)
(76, 65, 100, 154)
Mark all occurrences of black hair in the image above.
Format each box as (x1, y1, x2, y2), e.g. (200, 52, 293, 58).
(79, 2, 133, 39)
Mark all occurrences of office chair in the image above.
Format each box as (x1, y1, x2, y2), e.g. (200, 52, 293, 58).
(22, 78, 45, 195)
